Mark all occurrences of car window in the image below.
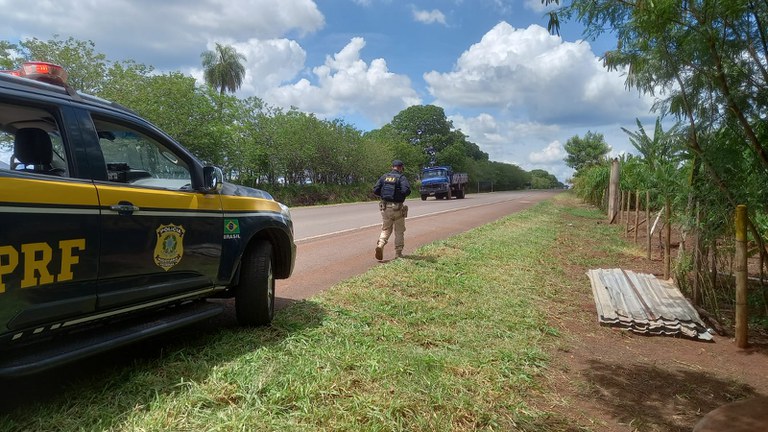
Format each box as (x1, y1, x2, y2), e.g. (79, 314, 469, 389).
(93, 118, 191, 190)
(0, 102, 69, 177)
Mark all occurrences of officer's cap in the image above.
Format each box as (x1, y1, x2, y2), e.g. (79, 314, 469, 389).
(392, 159, 404, 167)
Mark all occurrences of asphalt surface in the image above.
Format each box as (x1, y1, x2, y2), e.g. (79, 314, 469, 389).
(278, 189, 561, 304)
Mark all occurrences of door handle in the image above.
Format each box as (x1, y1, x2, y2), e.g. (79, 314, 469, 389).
(110, 201, 139, 215)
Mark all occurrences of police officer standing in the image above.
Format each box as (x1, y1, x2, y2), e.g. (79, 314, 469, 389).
(373, 159, 411, 260)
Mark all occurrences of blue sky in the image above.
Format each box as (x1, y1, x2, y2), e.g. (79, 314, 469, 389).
(0, 0, 657, 182)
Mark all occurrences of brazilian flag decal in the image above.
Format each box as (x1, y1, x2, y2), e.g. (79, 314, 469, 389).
(224, 219, 240, 235)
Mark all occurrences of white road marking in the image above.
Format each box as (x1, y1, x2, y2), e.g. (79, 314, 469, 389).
(295, 197, 525, 243)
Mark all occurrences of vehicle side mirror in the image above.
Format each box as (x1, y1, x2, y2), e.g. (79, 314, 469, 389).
(202, 166, 223, 193)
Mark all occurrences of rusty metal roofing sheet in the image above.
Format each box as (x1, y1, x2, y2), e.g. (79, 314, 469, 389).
(587, 268, 713, 341)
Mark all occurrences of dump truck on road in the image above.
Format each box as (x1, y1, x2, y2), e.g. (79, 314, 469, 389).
(419, 166, 468, 200)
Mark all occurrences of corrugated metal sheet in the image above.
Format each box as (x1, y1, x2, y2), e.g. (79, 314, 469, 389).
(587, 268, 713, 341)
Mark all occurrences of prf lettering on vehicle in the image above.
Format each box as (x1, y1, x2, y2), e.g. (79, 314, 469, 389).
(0, 239, 86, 292)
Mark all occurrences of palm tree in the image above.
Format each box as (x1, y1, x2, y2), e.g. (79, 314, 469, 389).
(200, 43, 246, 95)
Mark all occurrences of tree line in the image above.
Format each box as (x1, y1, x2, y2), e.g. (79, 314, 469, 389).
(0, 36, 563, 205)
(551, 1, 768, 328)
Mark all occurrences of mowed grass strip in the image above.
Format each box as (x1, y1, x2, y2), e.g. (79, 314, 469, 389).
(3, 195, 599, 432)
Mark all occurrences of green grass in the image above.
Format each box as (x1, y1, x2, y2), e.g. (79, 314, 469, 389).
(1, 195, 586, 432)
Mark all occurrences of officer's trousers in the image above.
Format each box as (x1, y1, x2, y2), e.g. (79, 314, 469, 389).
(377, 205, 406, 253)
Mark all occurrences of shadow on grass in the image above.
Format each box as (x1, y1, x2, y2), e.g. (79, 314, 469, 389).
(374, 254, 439, 264)
(579, 359, 764, 432)
(0, 297, 326, 413)
(398, 254, 438, 264)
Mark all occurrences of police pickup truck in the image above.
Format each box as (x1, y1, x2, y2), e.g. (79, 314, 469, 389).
(0, 62, 296, 376)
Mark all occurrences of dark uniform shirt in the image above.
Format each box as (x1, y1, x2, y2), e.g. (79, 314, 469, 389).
(373, 170, 411, 203)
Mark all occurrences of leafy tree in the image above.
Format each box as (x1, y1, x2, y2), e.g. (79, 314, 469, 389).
(327, 120, 373, 185)
(621, 118, 684, 196)
(563, 131, 611, 173)
(366, 122, 430, 175)
(100, 64, 225, 166)
(571, 162, 611, 208)
(490, 161, 529, 190)
(356, 134, 396, 184)
(383, 105, 492, 177)
(0, 41, 19, 69)
(529, 169, 562, 189)
(544, 1, 768, 317)
(449, 129, 489, 162)
(17, 36, 109, 93)
(227, 96, 269, 186)
(545, 1, 768, 201)
(200, 43, 246, 95)
(389, 105, 453, 161)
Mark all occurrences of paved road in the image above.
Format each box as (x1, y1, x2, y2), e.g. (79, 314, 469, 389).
(277, 190, 562, 305)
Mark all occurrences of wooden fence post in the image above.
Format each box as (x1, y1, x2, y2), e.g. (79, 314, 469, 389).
(620, 190, 626, 224)
(664, 196, 671, 280)
(646, 191, 651, 259)
(625, 191, 631, 236)
(608, 159, 620, 223)
(693, 203, 702, 306)
(634, 190, 640, 243)
(735, 204, 749, 348)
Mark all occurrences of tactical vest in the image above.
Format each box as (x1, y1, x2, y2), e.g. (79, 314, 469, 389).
(380, 172, 401, 201)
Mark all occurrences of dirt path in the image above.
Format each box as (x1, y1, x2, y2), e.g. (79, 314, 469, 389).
(538, 197, 768, 432)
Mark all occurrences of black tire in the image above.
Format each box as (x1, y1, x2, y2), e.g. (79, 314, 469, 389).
(421, 194, 427, 201)
(235, 241, 275, 326)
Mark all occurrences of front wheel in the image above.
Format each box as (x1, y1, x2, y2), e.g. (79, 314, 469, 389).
(235, 241, 275, 326)
(421, 194, 427, 201)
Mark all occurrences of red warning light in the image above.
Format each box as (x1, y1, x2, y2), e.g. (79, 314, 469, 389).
(2, 61, 68, 86)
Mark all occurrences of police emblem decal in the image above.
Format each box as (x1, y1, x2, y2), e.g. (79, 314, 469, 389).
(154, 224, 185, 271)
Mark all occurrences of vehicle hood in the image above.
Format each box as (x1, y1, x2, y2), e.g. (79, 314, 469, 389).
(421, 176, 449, 185)
(221, 182, 275, 201)
(220, 182, 293, 222)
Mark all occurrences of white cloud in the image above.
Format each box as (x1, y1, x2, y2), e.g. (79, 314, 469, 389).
(526, 140, 575, 182)
(424, 22, 654, 126)
(236, 39, 308, 93)
(451, 113, 563, 166)
(412, 9, 448, 25)
(264, 37, 421, 126)
(529, 140, 565, 163)
(188, 0, 325, 38)
(0, 0, 324, 70)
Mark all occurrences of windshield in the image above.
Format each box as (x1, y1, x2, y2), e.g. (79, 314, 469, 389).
(422, 169, 447, 179)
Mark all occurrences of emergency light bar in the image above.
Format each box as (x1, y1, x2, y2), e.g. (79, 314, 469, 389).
(0, 61, 68, 86)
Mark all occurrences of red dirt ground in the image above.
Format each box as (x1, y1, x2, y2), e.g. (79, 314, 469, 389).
(537, 198, 768, 432)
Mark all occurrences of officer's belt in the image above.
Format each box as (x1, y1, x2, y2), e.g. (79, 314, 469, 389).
(381, 201, 403, 208)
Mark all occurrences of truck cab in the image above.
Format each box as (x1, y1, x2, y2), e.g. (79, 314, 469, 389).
(419, 166, 468, 200)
